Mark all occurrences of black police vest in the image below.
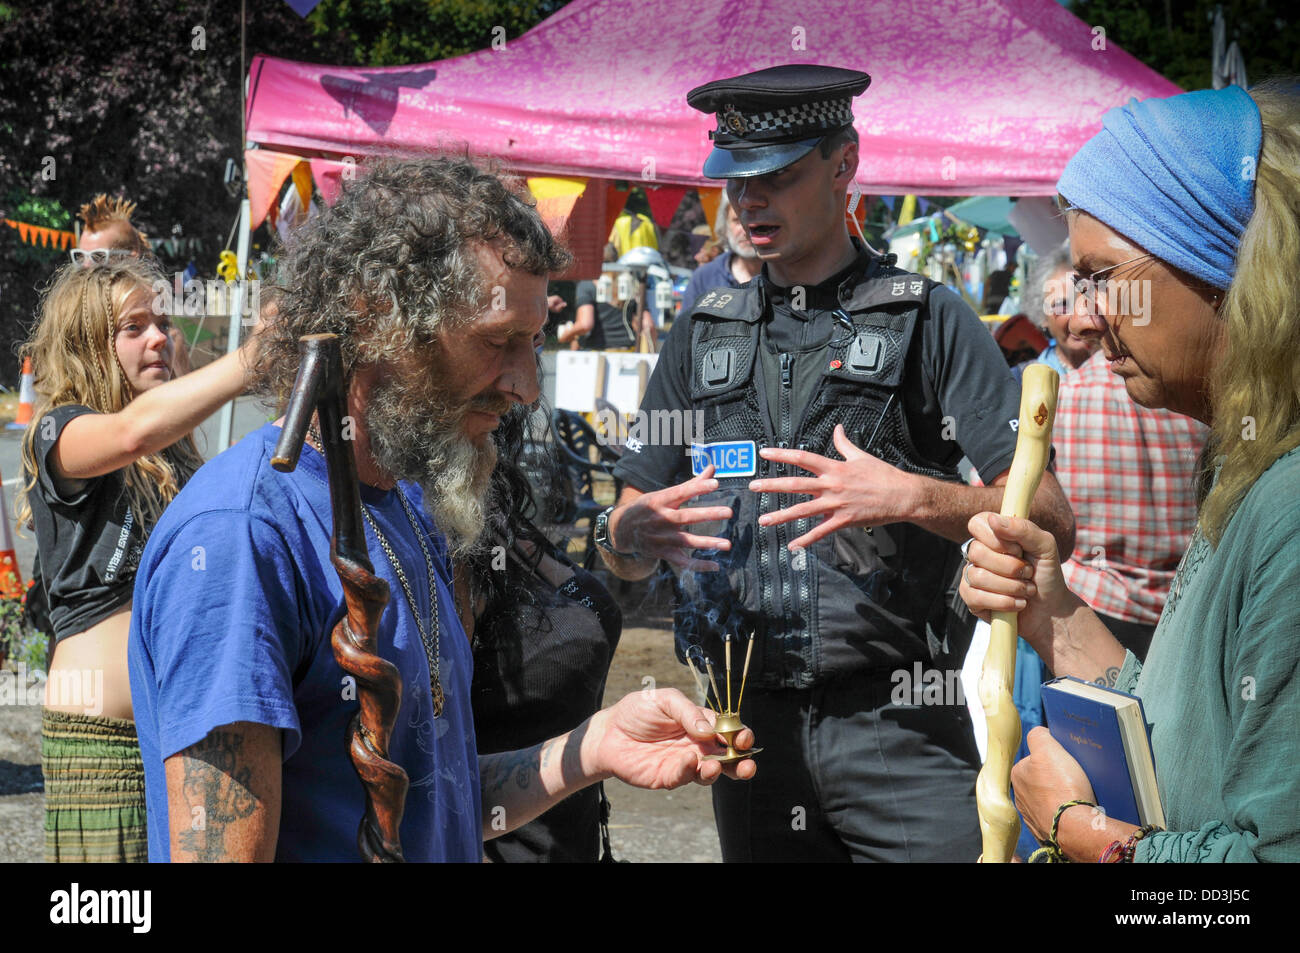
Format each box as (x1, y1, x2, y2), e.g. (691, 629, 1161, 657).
(673, 263, 969, 691)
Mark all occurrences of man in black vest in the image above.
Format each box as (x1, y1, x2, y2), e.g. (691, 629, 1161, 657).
(597, 65, 1075, 862)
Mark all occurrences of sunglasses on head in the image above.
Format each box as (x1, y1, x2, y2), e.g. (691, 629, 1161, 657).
(70, 248, 134, 266)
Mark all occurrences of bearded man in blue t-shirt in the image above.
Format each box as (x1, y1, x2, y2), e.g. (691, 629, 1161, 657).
(128, 158, 754, 863)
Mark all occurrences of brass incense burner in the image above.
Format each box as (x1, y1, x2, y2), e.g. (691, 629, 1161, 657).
(688, 635, 762, 764)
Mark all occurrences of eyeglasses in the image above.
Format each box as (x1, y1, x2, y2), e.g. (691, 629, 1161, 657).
(70, 248, 133, 266)
(1069, 253, 1158, 312)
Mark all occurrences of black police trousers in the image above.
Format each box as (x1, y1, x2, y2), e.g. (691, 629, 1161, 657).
(711, 668, 983, 862)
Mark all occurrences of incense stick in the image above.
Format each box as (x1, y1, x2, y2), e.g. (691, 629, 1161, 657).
(736, 633, 755, 711)
(725, 634, 733, 712)
(686, 649, 717, 713)
(704, 659, 723, 710)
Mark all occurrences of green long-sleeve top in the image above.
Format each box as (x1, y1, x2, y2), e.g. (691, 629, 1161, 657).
(1115, 447, 1300, 862)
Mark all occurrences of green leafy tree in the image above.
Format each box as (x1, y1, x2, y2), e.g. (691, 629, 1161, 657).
(0, 0, 358, 382)
(1067, 0, 1299, 91)
(0, 1, 571, 384)
(309, 0, 569, 65)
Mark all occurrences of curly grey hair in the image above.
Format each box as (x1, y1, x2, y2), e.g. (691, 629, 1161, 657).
(256, 155, 572, 402)
(1024, 241, 1074, 328)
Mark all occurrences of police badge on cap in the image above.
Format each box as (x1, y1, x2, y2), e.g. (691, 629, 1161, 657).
(687, 64, 871, 179)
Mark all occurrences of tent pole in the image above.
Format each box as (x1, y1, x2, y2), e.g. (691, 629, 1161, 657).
(217, 197, 251, 451)
(215, 0, 250, 452)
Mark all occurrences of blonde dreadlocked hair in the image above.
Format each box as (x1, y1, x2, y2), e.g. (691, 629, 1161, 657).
(16, 260, 202, 536)
(77, 193, 150, 253)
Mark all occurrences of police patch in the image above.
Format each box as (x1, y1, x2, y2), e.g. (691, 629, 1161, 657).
(690, 440, 757, 478)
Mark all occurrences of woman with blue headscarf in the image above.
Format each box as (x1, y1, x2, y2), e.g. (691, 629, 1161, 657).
(960, 79, 1300, 862)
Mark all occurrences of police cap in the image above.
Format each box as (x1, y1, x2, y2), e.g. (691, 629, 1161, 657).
(687, 64, 871, 179)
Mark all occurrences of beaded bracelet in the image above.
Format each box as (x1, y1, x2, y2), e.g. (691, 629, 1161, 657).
(1100, 824, 1162, 863)
(1028, 799, 1097, 863)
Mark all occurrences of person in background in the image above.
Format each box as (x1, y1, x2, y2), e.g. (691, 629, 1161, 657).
(1026, 244, 1096, 377)
(462, 407, 623, 862)
(559, 248, 655, 350)
(678, 192, 763, 316)
(74, 195, 192, 378)
(73, 195, 149, 262)
(607, 191, 659, 258)
(18, 259, 257, 861)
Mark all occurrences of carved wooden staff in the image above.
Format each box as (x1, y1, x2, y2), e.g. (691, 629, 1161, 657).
(976, 362, 1059, 863)
(271, 333, 409, 863)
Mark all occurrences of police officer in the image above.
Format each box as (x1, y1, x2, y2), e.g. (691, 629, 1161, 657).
(596, 64, 1075, 862)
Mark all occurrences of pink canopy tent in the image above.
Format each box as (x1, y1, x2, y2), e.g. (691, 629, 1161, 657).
(245, 0, 1180, 196)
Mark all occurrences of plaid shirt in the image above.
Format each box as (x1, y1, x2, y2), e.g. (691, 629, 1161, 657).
(1053, 352, 1207, 624)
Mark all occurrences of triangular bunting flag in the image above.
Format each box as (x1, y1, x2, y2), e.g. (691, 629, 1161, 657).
(246, 149, 307, 230)
(291, 162, 314, 212)
(308, 157, 352, 206)
(697, 188, 724, 236)
(602, 185, 631, 243)
(644, 184, 689, 228)
(527, 177, 588, 236)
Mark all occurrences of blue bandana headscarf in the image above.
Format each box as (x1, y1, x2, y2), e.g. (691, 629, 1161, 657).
(1057, 86, 1263, 291)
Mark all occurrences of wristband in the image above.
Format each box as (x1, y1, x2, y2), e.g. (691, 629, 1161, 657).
(1028, 799, 1096, 863)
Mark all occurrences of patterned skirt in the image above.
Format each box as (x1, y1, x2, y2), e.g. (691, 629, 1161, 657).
(41, 709, 147, 863)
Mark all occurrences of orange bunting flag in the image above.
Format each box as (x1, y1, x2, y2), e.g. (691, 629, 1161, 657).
(697, 188, 724, 236)
(4, 218, 76, 250)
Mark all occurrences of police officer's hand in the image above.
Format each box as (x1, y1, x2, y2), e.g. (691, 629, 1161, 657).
(609, 465, 733, 572)
(749, 425, 917, 549)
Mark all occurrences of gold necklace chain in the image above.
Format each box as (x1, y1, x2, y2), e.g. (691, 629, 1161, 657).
(308, 423, 445, 717)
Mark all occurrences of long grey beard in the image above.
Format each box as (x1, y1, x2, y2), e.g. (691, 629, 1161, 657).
(365, 376, 499, 558)
(728, 234, 761, 260)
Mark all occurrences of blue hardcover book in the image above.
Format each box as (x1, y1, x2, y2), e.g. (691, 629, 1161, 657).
(1040, 676, 1165, 828)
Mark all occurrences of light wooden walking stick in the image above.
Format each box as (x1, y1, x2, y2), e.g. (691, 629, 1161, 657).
(977, 362, 1059, 863)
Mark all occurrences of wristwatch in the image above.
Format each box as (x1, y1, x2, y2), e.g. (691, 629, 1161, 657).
(593, 505, 640, 559)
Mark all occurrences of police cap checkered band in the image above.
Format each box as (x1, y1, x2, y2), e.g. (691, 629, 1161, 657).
(714, 98, 854, 141)
(688, 64, 871, 151)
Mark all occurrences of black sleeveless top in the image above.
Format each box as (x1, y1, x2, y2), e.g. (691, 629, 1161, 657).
(470, 537, 621, 863)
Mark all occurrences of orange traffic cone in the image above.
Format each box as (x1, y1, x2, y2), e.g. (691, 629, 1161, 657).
(0, 469, 23, 598)
(7, 357, 34, 431)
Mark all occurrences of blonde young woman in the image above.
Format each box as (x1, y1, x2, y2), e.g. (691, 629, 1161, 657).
(18, 259, 257, 861)
(961, 80, 1300, 862)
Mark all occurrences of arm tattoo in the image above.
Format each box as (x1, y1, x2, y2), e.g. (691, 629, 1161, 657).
(484, 725, 589, 796)
(483, 746, 538, 795)
(176, 730, 260, 861)
(1093, 666, 1121, 688)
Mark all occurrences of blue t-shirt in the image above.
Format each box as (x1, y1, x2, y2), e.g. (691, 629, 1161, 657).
(129, 423, 482, 862)
(678, 251, 743, 316)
